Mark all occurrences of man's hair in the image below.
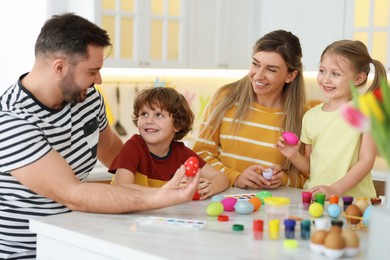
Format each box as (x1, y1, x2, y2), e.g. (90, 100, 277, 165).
(35, 13, 111, 59)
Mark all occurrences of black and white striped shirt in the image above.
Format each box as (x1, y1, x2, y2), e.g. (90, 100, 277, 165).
(0, 74, 108, 259)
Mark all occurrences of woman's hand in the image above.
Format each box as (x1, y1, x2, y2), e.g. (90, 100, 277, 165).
(263, 165, 283, 189)
(233, 165, 268, 189)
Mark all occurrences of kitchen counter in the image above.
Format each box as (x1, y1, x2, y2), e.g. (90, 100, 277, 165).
(29, 187, 369, 260)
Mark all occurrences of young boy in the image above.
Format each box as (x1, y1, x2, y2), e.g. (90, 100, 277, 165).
(109, 87, 229, 199)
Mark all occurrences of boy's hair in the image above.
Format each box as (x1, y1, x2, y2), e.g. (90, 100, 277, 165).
(35, 13, 111, 62)
(132, 87, 194, 140)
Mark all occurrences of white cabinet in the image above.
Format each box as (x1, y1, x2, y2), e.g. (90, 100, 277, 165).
(344, 0, 390, 72)
(188, 0, 258, 69)
(259, 0, 346, 71)
(92, 0, 188, 68)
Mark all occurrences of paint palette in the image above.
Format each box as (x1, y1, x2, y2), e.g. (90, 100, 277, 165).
(223, 194, 257, 200)
(134, 216, 207, 233)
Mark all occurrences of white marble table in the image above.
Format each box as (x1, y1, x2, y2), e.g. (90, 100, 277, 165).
(29, 187, 369, 260)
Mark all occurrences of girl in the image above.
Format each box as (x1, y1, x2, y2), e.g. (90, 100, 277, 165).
(109, 87, 229, 200)
(276, 40, 387, 197)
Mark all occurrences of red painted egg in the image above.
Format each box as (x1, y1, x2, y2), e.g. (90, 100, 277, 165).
(184, 156, 199, 177)
(192, 191, 201, 200)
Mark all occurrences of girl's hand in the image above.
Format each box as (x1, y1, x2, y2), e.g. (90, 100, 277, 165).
(310, 185, 338, 198)
(275, 136, 301, 159)
(233, 165, 268, 189)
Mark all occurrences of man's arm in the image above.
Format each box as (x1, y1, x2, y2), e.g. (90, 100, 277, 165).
(11, 150, 199, 213)
(97, 125, 124, 168)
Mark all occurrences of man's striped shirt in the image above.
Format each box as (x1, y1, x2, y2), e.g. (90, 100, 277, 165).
(0, 74, 107, 259)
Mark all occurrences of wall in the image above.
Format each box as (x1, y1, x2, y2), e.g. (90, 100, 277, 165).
(0, 0, 48, 94)
(98, 69, 324, 145)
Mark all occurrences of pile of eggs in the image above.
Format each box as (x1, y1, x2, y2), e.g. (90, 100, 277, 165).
(206, 191, 272, 216)
(344, 199, 372, 227)
(310, 225, 360, 258)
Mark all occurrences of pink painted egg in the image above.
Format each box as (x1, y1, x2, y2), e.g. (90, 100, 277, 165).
(282, 132, 299, 145)
(221, 197, 237, 211)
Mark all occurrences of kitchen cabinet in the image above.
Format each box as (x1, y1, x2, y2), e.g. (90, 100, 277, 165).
(187, 0, 258, 69)
(258, 0, 346, 71)
(93, 0, 188, 68)
(344, 0, 390, 72)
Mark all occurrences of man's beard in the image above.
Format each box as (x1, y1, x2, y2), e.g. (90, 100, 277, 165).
(60, 72, 91, 104)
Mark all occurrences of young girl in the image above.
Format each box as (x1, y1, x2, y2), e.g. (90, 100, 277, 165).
(109, 87, 229, 200)
(276, 40, 387, 198)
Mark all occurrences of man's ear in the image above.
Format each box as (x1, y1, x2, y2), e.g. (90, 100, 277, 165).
(53, 58, 65, 78)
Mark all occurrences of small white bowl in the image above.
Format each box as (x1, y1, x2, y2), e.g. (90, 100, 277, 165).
(310, 243, 324, 254)
(324, 248, 345, 258)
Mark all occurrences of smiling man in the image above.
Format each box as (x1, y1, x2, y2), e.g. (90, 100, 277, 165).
(0, 13, 199, 259)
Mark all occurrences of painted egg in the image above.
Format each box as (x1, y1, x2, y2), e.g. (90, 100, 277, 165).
(327, 203, 342, 218)
(248, 196, 262, 211)
(221, 197, 237, 211)
(211, 195, 225, 202)
(206, 202, 224, 216)
(234, 200, 254, 214)
(255, 191, 272, 204)
(309, 202, 323, 218)
(184, 156, 199, 177)
(192, 191, 201, 201)
(262, 168, 273, 180)
(362, 205, 372, 227)
(345, 204, 362, 224)
(282, 131, 299, 145)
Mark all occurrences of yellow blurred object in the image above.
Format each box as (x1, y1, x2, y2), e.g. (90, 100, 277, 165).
(96, 85, 115, 125)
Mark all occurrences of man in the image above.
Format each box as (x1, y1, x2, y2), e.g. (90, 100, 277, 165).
(0, 13, 199, 259)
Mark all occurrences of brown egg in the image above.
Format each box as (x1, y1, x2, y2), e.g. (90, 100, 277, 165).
(345, 204, 362, 224)
(324, 232, 346, 250)
(311, 230, 328, 245)
(341, 229, 360, 248)
(328, 225, 342, 235)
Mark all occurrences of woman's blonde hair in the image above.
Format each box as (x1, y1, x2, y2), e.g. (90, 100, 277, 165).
(201, 30, 307, 184)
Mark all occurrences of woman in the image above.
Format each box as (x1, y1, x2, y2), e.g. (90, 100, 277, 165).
(193, 30, 308, 189)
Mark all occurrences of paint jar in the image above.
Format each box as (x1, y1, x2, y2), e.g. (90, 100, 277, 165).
(315, 193, 325, 207)
(329, 195, 339, 204)
(342, 196, 354, 211)
(371, 197, 382, 206)
(301, 191, 312, 210)
(268, 219, 280, 240)
(264, 197, 290, 223)
(253, 219, 264, 240)
(284, 219, 296, 239)
(300, 219, 311, 240)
